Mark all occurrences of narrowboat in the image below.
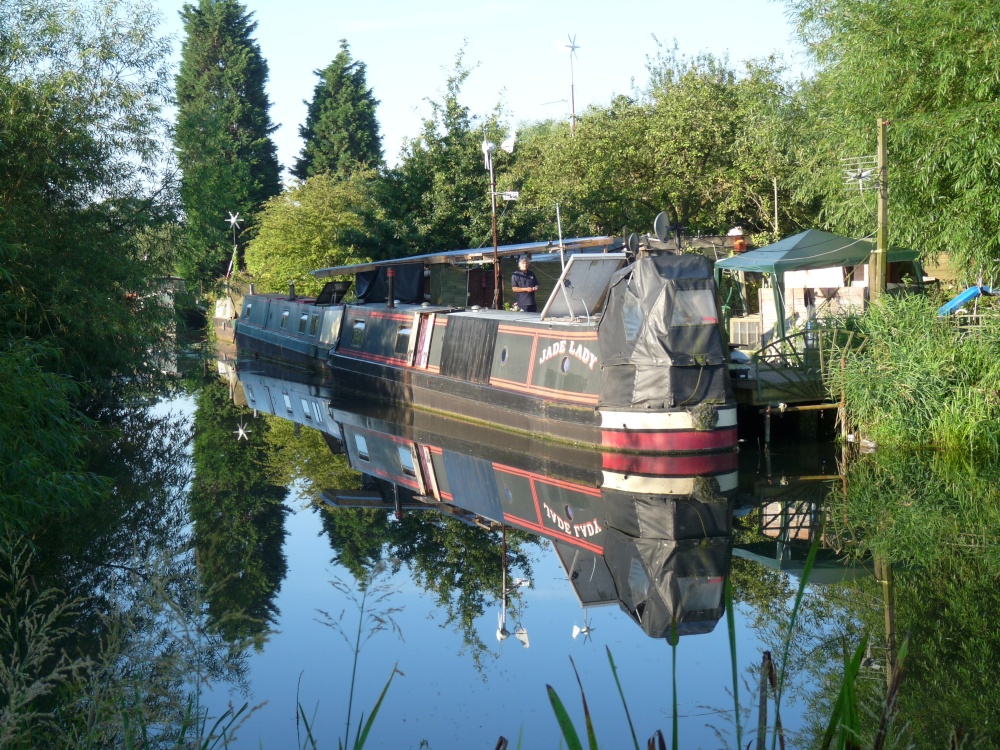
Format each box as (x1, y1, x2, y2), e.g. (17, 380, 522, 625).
(233, 361, 736, 639)
(235, 233, 737, 454)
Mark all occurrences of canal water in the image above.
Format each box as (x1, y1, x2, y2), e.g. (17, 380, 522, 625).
(14, 346, 1000, 749)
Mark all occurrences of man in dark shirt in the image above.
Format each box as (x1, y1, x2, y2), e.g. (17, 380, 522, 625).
(511, 255, 539, 312)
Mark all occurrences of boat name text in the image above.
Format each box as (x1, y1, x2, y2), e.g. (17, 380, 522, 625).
(537, 340, 598, 370)
(543, 502, 603, 538)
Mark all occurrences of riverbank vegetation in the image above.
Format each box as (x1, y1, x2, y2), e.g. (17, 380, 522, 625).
(831, 293, 1000, 457)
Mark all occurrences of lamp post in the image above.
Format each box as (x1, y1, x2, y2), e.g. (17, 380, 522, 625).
(482, 134, 516, 309)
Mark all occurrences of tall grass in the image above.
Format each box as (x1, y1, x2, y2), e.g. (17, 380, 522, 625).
(830, 294, 1000, 457)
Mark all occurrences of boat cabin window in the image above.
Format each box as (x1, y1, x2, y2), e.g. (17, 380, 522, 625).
(394, 324, 411, 355)
(298, 313, 309, 333)
(355, 435, 369, 462)
(282, 393, 293, 415)
(397, 446, 416, 478)
(243, 303, 252, 319)
(244, 384, 255, 403)
(300, 398, 312, 419)
(311, 402, 324, 423)
(351, 320, 366, 346)
(670, 290, 718, 327)
(309, 314, 320, 336)
(279, 310, 290, 329)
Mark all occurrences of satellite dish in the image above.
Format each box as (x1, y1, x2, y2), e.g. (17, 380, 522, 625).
(653, 212, 671, 243)
(626, 232, 640, 254)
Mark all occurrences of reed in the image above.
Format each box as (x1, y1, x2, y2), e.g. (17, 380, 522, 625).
(830, 293, 1000, 457)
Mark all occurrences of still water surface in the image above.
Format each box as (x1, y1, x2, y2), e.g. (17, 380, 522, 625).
(27, 349, 1000, 749)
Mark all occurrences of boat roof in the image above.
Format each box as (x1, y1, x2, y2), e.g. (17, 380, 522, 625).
(311, 236, 618, 278)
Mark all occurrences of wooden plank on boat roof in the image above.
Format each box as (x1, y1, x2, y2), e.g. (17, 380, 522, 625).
(311, 236, 617, 278)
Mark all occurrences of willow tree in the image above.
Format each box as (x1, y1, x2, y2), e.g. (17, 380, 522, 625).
(174, 0, 281, 285)
(785, 0, 1000, 275)
(293, 40, 383, 180)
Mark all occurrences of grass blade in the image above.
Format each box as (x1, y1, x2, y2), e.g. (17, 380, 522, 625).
(606, 646, 640, 750)
(568, 656, 599, 750)
(819, 637, 867, 750)
(354, 665, 398, 749)
(771, 523, 823, 750)
(547, 685, 585, 750)
(725, 576, 743, 750)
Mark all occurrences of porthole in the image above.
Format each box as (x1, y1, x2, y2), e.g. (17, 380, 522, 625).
(564, 504, 574, 521)
(355, 435, 369, 461)
(351, 320, 366, 346)
(561, 356, 570, 373)
(503, 485, 513, 503)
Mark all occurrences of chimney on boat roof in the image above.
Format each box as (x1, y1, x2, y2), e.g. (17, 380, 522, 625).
(288, 282, 296, 301)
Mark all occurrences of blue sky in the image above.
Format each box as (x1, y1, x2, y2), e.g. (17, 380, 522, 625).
(156, 0, 803, 172)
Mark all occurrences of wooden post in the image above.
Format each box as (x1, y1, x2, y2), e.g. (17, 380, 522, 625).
(874, 557, 897, 691)
(871, 118, 889, 300)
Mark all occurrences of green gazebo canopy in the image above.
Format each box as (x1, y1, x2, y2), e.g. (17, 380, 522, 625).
(714, 229, 921, 342)
(714, 229, 918, 276)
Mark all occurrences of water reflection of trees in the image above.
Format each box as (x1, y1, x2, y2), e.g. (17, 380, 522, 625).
(189, 378, 289, 646)
(318, 484, 538, 670)
(825, 451, 1000, 749)
(2, 398, 253, 746)
(730, 450, 1000, 749)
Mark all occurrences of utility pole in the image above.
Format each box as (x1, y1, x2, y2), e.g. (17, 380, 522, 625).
(871, 118, 889, 300)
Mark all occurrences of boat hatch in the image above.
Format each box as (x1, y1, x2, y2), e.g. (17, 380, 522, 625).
(540, 252, 627, 320)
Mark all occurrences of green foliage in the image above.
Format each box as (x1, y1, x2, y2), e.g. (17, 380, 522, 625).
(293, 40, 383, 180)
(0, 343, 109, 531)
(520, 44, 807, 238)
(832, 294, 1000, 456)
(0, 0, 176, 386)
(786, 0, 1000, 273)
(245, 170, 394, 295)
(382, 51, 535, 253)
(174, 0, 281, 285)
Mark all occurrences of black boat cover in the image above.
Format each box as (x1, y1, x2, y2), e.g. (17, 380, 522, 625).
(356, 264, 425, 303)
(598, 254, 732, 410)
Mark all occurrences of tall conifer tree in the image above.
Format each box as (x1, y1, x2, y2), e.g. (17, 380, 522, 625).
(174, 0, 280, 283)
(292, 40, 382, 180)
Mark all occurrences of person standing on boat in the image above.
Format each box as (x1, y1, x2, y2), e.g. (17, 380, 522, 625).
(511, 255, 539, 312)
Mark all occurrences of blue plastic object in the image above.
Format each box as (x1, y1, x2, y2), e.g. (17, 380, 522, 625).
(936, 285, 994, 317)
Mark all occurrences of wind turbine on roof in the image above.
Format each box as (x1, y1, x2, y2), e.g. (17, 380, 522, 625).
(566, 35, 580, 135)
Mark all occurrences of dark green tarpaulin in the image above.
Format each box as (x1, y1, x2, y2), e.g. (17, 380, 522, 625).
(714, 229, 921, 340)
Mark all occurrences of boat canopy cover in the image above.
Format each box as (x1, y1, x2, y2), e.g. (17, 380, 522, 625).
(602, 526, 731, 638)
(598, 254, 731, 409)
(714, 229, 918, 276)
(355, 264, 425, 303)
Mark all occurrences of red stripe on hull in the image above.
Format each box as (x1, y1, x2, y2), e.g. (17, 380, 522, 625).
(601, 450, 739, 475)
(601, 427, 738, 453)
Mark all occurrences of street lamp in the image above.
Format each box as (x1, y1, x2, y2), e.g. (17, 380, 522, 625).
(482, 134, 516, 309)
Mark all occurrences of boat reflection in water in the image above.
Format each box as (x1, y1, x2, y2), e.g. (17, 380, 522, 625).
(234, 359, 738, 641)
